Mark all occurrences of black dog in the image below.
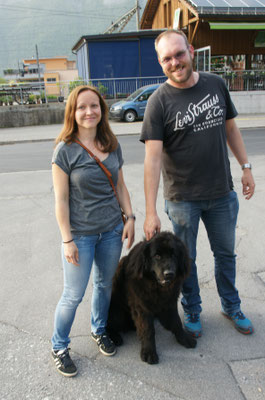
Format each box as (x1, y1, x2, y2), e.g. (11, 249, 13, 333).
(107, 231, 197, 364)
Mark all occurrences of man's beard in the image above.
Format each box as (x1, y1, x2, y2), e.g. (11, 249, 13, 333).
(165, 59, 193, 85)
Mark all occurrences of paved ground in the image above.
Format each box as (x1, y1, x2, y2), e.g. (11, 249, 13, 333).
(0, 115, 265, 400)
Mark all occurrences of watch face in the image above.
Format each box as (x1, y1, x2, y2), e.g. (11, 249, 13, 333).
(242, 163, 251, 169)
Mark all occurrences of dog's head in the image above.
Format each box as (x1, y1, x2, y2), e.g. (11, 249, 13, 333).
(127, 232, 190, 285)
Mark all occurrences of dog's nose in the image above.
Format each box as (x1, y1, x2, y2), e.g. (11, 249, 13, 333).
(163, 270, 175, 280)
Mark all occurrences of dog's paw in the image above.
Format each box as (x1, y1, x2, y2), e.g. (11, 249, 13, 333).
(140, 348, 159, 364)
(185, 334, 197, 348)
(176, 332, 197, 348)
(182, 333, 197, 348)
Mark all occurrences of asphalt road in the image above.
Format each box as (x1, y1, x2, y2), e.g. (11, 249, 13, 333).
(0, 128, 264, 173)
(0, 135, 144, 173)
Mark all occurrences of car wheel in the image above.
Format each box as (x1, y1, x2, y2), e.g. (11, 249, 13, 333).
(124, 110, 137, 123)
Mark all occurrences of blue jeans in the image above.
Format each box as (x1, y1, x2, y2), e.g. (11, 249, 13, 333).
(165, 191, 241, 315)
(51, 222, 123, 350)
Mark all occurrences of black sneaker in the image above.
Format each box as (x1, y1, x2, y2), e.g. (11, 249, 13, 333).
(51, 348, 77, 377)
(91, 332, 116, 356)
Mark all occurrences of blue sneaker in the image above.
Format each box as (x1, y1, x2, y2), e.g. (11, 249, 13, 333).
(222, 310, 254, 335)
(184, 312, 202, 338)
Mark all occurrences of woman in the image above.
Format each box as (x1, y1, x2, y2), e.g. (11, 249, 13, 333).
(51, 85, 135, 377)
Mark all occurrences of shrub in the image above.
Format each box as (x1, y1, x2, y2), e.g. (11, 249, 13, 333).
(69, 77, 86, 93)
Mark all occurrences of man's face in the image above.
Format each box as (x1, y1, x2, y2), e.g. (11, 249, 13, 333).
(156, 33, 194, 88)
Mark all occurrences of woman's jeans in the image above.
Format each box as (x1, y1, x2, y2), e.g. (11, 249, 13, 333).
(51, 222, 123, 350)
(165, 191, 241, 315)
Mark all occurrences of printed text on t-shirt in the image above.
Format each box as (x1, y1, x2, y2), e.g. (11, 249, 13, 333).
(173, 93, 224, 132)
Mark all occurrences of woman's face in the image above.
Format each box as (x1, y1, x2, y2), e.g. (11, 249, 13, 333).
(75, 90, 102, 131)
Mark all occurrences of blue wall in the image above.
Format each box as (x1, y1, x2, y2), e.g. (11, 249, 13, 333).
(78, 36, 162, 80)
(88, 40, 139, 78)
(140, 37, 161, 77)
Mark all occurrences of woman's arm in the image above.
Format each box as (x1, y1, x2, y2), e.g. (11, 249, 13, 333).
(116, 168, 135, 249)
(52, 163, 79, 265)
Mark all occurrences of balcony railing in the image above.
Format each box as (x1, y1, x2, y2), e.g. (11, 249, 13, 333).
(214, 70, 265, 91)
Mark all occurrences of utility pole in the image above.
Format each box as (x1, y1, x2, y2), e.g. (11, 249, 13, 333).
(35, 44, 41, 88)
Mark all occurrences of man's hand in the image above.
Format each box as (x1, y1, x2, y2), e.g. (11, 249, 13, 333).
(144, 214, 161, 241)
(242, 169, 255, 200)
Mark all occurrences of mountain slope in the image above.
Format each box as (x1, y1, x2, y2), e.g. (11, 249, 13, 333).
(0, 0, 147, 76)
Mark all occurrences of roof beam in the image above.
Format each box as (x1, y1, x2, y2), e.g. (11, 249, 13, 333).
(179, 0, 198, 18)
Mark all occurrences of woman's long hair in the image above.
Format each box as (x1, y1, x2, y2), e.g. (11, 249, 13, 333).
(55, 85, 118, 152)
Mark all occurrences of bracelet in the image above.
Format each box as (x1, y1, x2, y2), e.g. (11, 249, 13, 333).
(63, 239, 74, 244)
(126, 214, 136, 222)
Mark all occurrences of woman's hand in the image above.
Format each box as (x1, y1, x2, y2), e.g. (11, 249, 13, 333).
(63, 241, 80, 266)
(122, 219, 135, 249)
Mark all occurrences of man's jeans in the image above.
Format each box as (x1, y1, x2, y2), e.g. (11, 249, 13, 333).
(51, 222, 123, 350)
(165, 191, 241, 314)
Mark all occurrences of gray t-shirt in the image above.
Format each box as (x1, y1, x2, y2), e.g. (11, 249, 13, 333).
(140, 72, 237, 201)
(52, 141, 124, 235)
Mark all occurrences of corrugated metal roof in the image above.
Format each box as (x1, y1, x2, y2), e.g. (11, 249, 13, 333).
(187, 0, 265, 14)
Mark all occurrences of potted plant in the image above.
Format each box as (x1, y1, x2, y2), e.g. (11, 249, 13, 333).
(28, 94, 36, 104)
(98, 81, 108, 97)
(56, 82, 66, 102)
(69, 77, 85, 93)
(35, 94, 41, 104)
(47, 94, 57, 103)
(224, 71, 235, 80)
(2, 96, 9, 105)
(40, 91, 46, 103)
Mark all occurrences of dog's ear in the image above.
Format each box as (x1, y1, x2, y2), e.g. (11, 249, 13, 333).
(174, 239, 191, 279)
(126, 239, 150, 279)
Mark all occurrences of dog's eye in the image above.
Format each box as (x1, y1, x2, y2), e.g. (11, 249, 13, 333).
(154, 254, 161, 260)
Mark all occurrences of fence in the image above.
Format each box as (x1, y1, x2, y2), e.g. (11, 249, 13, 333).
(215, 70, 265, 91)
(0, 71, 264, 106)
(67, 76, 167, 100)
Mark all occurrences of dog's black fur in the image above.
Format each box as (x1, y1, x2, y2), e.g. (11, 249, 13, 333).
(107, 231, 197, 364)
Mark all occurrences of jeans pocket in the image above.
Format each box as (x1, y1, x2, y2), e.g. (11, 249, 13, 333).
(113, 221, 124, 237)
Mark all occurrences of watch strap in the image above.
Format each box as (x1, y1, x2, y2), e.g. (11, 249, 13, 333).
(241, 163, 252, 170)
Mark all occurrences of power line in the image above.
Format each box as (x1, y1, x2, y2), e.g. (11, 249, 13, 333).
(1, 15, 114, 21)
(0, 3, 130, 19)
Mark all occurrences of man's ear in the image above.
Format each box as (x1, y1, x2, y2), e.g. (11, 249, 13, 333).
(189, 44, 195, 59)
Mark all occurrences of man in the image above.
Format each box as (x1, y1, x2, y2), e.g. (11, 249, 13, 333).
(140, 29, 255, 338)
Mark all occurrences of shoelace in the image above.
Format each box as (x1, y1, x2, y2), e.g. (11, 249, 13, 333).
(57, 349, 73, 367)
(97, 334, 113, 347)
(232, 311, 245, 320)
(186, 313, 200, 323)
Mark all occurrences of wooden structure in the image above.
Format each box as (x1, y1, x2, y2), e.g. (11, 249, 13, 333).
(140, 0, 265, 68)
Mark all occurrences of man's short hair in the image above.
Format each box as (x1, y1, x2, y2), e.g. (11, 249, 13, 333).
(155, 29, 190, 55)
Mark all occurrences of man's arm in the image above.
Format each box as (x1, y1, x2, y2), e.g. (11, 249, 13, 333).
(226, 118, 255, 200)
(143, 140, 163, 240)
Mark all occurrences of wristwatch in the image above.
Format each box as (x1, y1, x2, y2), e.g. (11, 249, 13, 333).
(241, 163, 252, 170)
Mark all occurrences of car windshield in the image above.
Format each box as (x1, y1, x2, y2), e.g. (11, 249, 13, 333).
(126, 87, 146, 101)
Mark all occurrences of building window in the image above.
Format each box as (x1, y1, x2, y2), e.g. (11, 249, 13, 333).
(47, 78, 57, 82)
